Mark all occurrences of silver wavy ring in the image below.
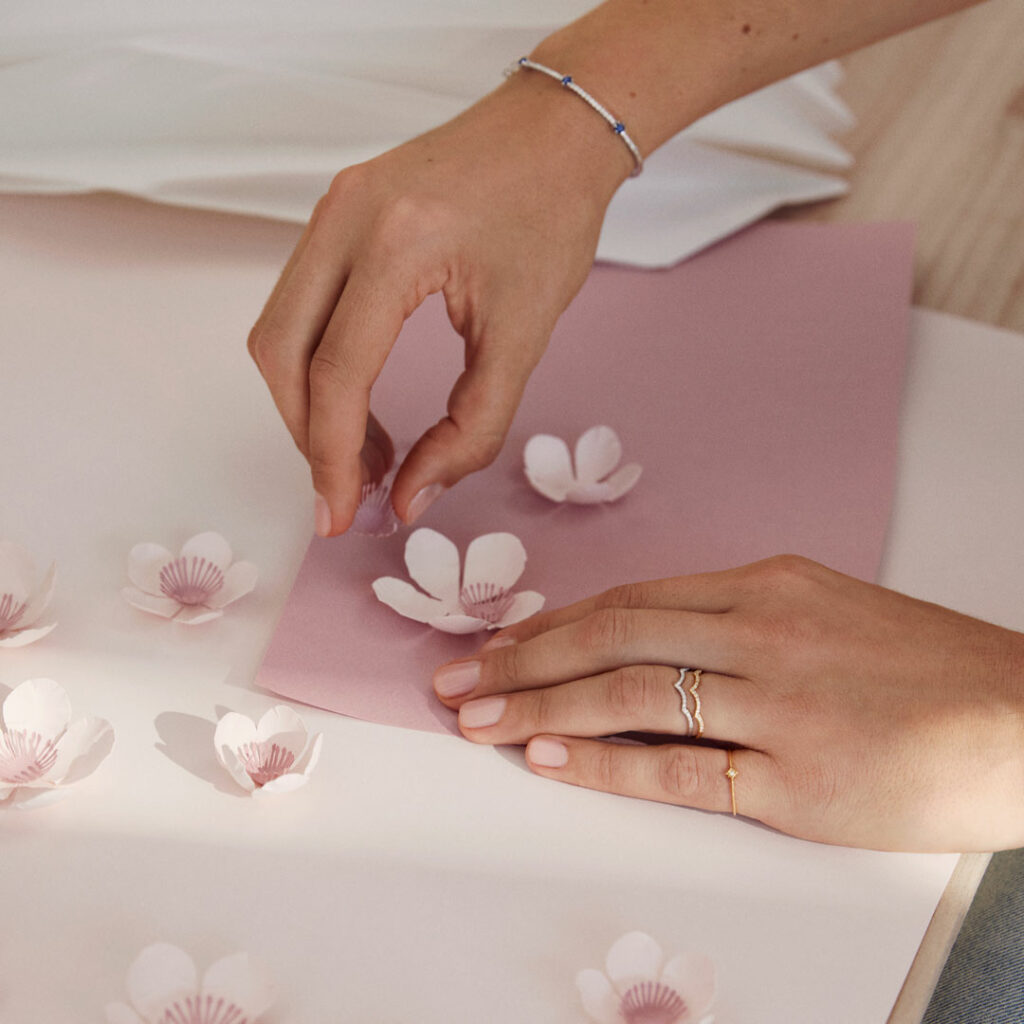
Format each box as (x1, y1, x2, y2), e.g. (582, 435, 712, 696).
(673, 668, 696, 736)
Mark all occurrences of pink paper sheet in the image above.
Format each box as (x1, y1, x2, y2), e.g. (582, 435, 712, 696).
(257, 222, 914, 732)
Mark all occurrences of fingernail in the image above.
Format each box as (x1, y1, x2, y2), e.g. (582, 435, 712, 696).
(314, 493, 332, 537)
(406, 483, 445, 524)
(433, 660, 481, 698)
(527, 737, 568, 768)
(459, 696, 506, 729)
(479, 633, 516, 653)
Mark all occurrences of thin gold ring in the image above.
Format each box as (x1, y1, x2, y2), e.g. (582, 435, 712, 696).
(688, 669, 704, 739)
(725, 750, 738, 817)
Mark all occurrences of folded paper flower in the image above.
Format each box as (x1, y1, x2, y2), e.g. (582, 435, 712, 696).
(577, 931, 716, 1024)
(105, 942, 275, 1024)
(0, 678, 113, 808)
(0, 541, 56, 647)
(122, 531, 258, 625)
(524, 426, 642, 504)
(351, 466, 400, 538)
(214, 705, 322, 794)
(372, 528, 544, 634)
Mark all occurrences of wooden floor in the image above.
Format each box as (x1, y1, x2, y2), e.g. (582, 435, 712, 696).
(780, 0, 1024, 332)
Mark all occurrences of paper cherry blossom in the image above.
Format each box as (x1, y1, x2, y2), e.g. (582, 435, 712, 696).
(122, 531, 258, 625)
(105, 942, 275, 1024)
(0, 678, 113, 808)
(214, 705, 323, 795)
(577, 931, 716, 1024)
(524, 425, 641, 504)
(372, 528, 544, 634)
(0, 541, 57, 647)
(351, 468, 400, 537)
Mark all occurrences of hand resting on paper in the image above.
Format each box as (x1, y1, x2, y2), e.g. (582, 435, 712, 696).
(433, 555, 1024, 853)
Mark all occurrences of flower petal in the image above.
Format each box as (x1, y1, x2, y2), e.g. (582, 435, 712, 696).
(427, 613, 491, 634)
(661, 952, 716, 1014)
(214, 711, 258, 753)
(602, 463, 643, 501)
(179, 531, 234, 572)
(127, 543, 174, 596)
(495, 591, 545, 628)
(201, 952, 275, 1017)
(404, 528, 461, 604)
(524, 434, 573, 501)
(122, 586, 182, 619)
(2, 678, 71, 740)
(18, 561, 56, 626)
(217, 743, 256, 793)
(254, 705, 307, 743)
(257, 772, 311, 794)
(126, 943, 199, 1018)
(48, 716, 114, 785)
(574, 426, 623, 485)
(172, 606, 224, 625)
(462, 533, 527, 594)
(576, 968, 620, 1024)
(5, 786, 70, 808)
(105, 1002, 145, 1024)
(205, 561, 258, 609)
(372, 576, 450, 624)
(0, 541, 37, 598)
(605, 932, 664, 993)
(294, 732, 323, 776)
(564, 482, 615, 505)
(0, 622, 57, 647)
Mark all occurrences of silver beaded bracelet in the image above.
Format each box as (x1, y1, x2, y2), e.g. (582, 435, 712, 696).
(505, 56, 644, 177)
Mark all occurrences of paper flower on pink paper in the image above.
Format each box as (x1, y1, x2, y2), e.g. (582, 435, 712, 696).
(372, 528, 544, 634)
(123, 531, 258, 625)
(0, 678, 113, 808)
(577, 931, 716, 1024)
(105, 942, 275, 1024)
(351, 465, 401, 537)
(214, 705, 323, 795)
(524, 425, 641, 504)
(0, 541, 56, 647)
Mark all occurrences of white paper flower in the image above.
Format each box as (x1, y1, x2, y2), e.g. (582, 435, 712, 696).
(0, 678, 113, 807)
(122, 531, 258, 625)
(214, 705, 322, 795)
(577, 932, 716, 1024)
(372, 528, 544, 634)
(105, 942, 275, 1024)
(351, 466, 400, 538)
(0, 542, 56, 647)
(524, 425, 642, 504)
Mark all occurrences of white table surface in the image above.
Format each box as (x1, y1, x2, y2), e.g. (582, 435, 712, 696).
(2, 194, 1021, 1022)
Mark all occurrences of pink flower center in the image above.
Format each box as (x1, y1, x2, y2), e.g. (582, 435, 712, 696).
(237, 741, 296, 787)
(159, 557, 224, 606)
(459, 583, 514, 625)
(620, 981, 688, 1024)
(157, 995, 249, 1024)
(0, 592, 26, 632)
(351, 481, 399, 537)
(0, 728, 59, 784)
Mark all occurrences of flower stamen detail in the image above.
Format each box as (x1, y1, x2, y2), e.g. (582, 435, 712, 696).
(158, 994, 248, 1024)
(0, 728, 59, 783)
(459, 583, 514, 625)
(0, 592, 26, 631)
(237, 741, 296, 788)
(620, 981, 688, 1024)
(159, 557, 225, 606)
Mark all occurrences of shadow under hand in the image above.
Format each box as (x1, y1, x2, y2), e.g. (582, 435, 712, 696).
(154, 710, 240, 796)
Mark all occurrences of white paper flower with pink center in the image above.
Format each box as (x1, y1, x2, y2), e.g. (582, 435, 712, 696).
(0, 541, 57, 647)
(123, 531, 258, 625)
(372, 528, 544, 634)
(214, 705, 323, 795)
(577, 932, 716, 1024)
(0, 678, 113, 808)
(105, 942, 275, 1024)
(524, 425, 642, 504)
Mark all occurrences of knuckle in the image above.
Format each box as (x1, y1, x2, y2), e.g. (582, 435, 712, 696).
(579, 608, 634, 654)
(656, 745, 706, 803)
(599, 581, 647, 610)
(485, 643, 521, 691)
(594, 743, 620, 791)
(526, 686, 553, 733)
(459, 430, 505, 471)
(605, 666, 655, 719)
(308, 348, 350, 394)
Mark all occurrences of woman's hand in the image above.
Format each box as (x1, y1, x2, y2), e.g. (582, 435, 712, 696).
(247, 74, 629, 536)
(433, 555, 1024, 852)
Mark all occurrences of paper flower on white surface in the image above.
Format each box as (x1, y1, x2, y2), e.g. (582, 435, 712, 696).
(372, 528, 544, 634)
(105, 942, 275, 1024)
(0, 541, 56, 647)
(351, 466, 400, 537)
(577, 931, 716, 1024)
(524, 426, 641, 504)
(0, 678, 113, 808)
(123, 531, 258, 625)
(214, 705, 322, 795)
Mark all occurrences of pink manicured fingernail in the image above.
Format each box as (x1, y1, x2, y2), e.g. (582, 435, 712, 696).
(479, 633, 516, 653)
(314, 493, 332, 537)
(433, 660, 481, 698)
(527, 737, 568, 768)
(406, 483, 445, 524)
(459, 696, 506, 729)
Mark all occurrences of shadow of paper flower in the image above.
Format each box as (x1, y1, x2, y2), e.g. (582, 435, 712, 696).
(153, 710, 238, 796)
